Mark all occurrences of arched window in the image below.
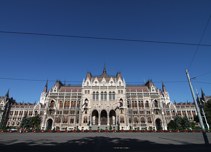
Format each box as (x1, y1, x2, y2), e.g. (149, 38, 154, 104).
(109, 92, 112, 100)
(132, 101, 135, 108)
(154, 100, 158, 107)
(101, 92, 104, 100)
(139, 101, 144, 108)
(104, 91, 107, 100)
(120, 116, 124, 123)
(134, 101, 137, 108)
(59, 101, 63, 109)
(147, 117, 152, 123)
(93, 92, 96, 100)
(134, 117, 139, 124)
(145, 101, 149, 108)
(64, 101, 70, 108)
(63, 117, 68, 123)
(141, 117, 145, 123)
(96, 92, 99, 101)
(50, 101, 55, 108)
(112, 91, 115, 100)
(77, 101, 80, 108)
(83, 116, 88, 123)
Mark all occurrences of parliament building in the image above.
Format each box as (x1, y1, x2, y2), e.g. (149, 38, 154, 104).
(0, 68, 197, 131)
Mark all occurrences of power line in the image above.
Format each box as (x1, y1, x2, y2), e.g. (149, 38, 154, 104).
(0, 77, 81, 83)
(188, 15, 211, 69)
(0, 77, 188, 84)
(1, 30, 211, 47)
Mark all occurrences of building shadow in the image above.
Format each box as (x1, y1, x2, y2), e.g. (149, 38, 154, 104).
(0, 136, 211, 152)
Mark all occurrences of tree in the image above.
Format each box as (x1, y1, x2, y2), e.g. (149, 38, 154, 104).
(167, 120, 177, 130)
(20, 115, 41, 130)
(167, 116, 192, 131)
(204, 99, 211, 127)
(181, 116, 190, 130)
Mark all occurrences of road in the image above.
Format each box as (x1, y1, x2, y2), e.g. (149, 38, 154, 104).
(0, 132, 211, 152)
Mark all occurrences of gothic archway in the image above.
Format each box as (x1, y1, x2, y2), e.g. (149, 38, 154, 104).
(155, 118, 162, 130)
(46, 119, 53, 130)
(109, 110, 116, 125)
(100, 110, 107, 125)
(92, 110, 98, 125)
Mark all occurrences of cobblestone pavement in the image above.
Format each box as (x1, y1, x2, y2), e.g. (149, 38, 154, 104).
(0, 132, 211, 152)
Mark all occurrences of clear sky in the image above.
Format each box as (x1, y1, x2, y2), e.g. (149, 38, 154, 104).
(0, 0, 211, 103)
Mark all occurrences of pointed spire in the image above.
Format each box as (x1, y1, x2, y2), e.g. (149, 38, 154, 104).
(102, 64, 107, 77)
(162, 82, 167, 92)
(201, 89, 206, 101)
(103, 64, 107, 74)
(43, 80, 48, 92)
(5, 89, 9, 98)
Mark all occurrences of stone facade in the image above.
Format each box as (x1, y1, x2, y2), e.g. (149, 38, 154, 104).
(1, 68, 199, 131)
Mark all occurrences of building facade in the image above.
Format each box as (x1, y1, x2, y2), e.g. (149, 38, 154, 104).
(1, 68, 198, 131)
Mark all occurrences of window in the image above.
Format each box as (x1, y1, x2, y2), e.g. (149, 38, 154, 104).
(145, 101, 149, 108)
(104, 92, 107, 100)
(55, 117, 61, 123)
(93, 92, 96, 100)
(148, 117, 152, 123)
(64, 101, 70, 108)
(59, 101, 63, 109)
(70, 118, 74, 123)
(83, 116, 88, 123)
(141, 117, 145, 123)
(134, 101, 137, 108)
(154, 100, 158, 108)
(112, 91, 115, 100)
(50, 100, 55, 108)
(96, 92, 99, 101)
(101, 92, 104, 100)
(139, 101, 144, 108)
(120, 116, 124, 123)
(134, 117, 139, 124)
(109, 92, 112, 100)
(63, 117, 68, 123)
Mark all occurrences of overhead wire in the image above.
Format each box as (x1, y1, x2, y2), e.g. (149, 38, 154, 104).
(188, 15, 211, 70)
(0, 30, 211, 47)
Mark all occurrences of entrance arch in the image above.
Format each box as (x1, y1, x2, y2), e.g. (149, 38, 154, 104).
(92, 110, 99, 125)
(46, 119, 53, 130)
(155, 118, 162, 130)
(100, 110, 107, 125)
(109, 110, 116, 125)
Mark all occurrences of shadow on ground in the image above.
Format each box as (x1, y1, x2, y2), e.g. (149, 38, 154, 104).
(0, 136, 210, 152)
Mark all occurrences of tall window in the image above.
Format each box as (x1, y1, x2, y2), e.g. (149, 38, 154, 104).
(104, 92, 107, 100)
(64, 101, 70, 109)
(134, 101, 137, 108)
(59, 101, 63, 109)
(112, 91, 115, 100)
(50, 101, 55, 108)
(109, 92, 112, 100)
(145, 101, 149, 108)
(154, 100, 158, 107)
(96, 92, 99, 101)
(141, 117, 145, 123)
(93, 92, 96, 100)
(101, 92, 104, 100)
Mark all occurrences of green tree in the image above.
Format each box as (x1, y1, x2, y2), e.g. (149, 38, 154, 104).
(167, 120, 177, 130)
(181, 116, 190, 130)
(20, 115, 41, 130)
(167, 116, 192, 131)
(204, 99, 211, 127)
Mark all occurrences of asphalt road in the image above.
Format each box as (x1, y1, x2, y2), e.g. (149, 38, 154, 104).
(0, 132, 211, 152)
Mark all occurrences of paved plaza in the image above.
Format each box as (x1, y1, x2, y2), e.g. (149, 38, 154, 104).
(0, 132, 211, 152)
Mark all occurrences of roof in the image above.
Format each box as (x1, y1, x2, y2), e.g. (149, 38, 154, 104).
(126, 85, 149, 92)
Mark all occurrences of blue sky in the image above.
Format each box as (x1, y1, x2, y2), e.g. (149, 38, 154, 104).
(0, 0, 211, 102)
